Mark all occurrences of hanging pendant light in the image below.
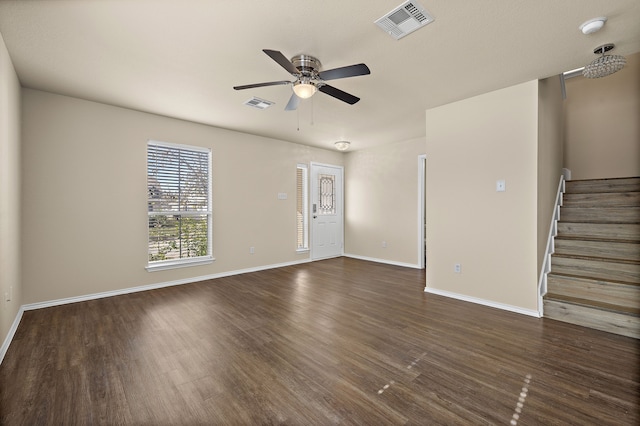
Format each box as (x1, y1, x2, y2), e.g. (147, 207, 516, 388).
(582, 44, 627, 78)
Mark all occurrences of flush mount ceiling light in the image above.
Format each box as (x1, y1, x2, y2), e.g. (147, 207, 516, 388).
(579, 17, 607, 34)
(582, 43, 627, 78)
(334, 141, 351, 151)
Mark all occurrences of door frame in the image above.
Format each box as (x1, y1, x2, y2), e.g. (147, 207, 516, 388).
(418, 154, 426, 269)
(310, 162, 344, 261)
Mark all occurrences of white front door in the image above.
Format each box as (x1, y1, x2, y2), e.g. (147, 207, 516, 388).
(310, 163, 344, 260)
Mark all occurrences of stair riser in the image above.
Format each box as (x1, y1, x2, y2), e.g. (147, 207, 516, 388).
(543, 299, 640, 339)
(546, 177, 640, 339)
(560, 207, 640, 224)
(565, 178, 640, 194)
(551, 256, 640, 284)
(554, 239, 640, 262)
(557, 222, 640, 242)
(547, 275, 640, 309)
(563, 192, 640, 208)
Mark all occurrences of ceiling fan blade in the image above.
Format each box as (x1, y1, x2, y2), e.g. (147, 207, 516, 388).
(318, 84, 360, 105)
(263, 49, 299, 75)
(233, 80, 291, 90)
(318, 63, 370, 81)
(284, 93, 301, 111)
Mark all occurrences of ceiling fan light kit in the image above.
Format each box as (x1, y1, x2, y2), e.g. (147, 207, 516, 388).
(292, 80, 317, 99)
(233, 49, 370, 111)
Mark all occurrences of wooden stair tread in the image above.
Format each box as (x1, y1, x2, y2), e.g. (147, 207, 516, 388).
(548, 272, 640, 287)
(551, 253, 640, 266)
(559, 207, 640, 224)
(548, 272, 640, 289)
(554, 235, 640, 244)
(544, 292, 640, 316)
(555, 236, 640, 243)
(565, 177, 640, 194)
(545, 176, 640, 338)
(556, 222, 640, 243)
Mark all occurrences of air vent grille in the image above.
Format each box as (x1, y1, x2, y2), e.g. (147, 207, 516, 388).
(375, 1, 434, 40)
(244, 97, 274, 110)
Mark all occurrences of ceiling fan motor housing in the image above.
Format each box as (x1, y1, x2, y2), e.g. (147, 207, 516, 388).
(291, 55, 321, 77)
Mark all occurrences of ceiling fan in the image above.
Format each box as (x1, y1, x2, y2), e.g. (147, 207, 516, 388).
(233, 49, 370, 111)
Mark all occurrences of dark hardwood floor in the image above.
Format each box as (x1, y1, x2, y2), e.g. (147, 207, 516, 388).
(1, 257, 638, 425)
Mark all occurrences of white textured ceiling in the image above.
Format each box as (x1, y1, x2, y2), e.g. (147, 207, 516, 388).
(1, 0, 639, 151)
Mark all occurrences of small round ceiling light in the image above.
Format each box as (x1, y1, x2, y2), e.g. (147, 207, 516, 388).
(579, 17, 607, 35)
(334, 141, 351, 151)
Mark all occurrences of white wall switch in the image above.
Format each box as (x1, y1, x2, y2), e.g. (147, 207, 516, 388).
(496, 179, 506, 192)
(249, 246, 255, 254)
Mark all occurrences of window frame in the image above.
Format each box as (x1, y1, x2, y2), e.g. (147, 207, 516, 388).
(146, 140, 214, 272)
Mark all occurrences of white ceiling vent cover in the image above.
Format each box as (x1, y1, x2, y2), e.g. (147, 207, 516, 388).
(375, 1, 434, 40)
(244, 97, 274, 110)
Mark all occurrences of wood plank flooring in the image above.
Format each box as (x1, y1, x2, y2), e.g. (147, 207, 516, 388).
(1, 257, 639, 425)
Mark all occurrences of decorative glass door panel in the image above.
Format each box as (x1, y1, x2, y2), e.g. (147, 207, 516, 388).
(318, 174, 336, 215)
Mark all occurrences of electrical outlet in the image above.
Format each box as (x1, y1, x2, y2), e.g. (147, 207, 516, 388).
(249, 247, 255, 254)
(496, 179, 506, 192)
(382, 241, 387, 248)
(454, 263, 461, 273)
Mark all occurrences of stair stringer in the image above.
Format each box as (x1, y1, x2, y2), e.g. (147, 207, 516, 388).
(538, 174, 565, 316)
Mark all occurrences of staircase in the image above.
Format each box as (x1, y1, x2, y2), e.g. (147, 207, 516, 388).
(543, 177, 640, 339)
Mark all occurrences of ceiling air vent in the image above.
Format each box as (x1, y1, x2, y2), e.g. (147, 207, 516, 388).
(375, 1, 434, 40)
(244, 97, 274, 110)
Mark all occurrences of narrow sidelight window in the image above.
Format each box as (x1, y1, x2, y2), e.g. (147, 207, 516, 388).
(147, 141, 213, 270)
(296, 164, 309, 251)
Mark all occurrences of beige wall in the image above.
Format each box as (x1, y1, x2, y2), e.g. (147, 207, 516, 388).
(21, 89, 343, 304)
(425, 81, 539, 312)
(0, 35, 22, 343)
(0, 33, 22, 348)
(344, 137, 425, 266)
(564, 51, 640, 180)
(537, 76, 564, 275)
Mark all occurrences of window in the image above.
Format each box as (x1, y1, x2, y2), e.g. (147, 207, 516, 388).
(318, 173, 336, 215)
(147, 141, 212, 271)
(296, 164, 308, 251)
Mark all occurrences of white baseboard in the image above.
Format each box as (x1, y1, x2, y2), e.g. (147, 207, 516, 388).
(344, 253, 421, 269)
(1, 258, 313, 365)
(424, 287, 541, 318)
(22, 258, 314, 312)
(0, 306, 25, 365)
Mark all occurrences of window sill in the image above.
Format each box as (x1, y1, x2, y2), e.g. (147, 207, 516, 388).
(146, 256, 214, 272)
(296, 248, 309, 254)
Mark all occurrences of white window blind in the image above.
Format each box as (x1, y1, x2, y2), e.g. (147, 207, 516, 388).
(296, 164, 308, 251)
(147, 141, 212, 269)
